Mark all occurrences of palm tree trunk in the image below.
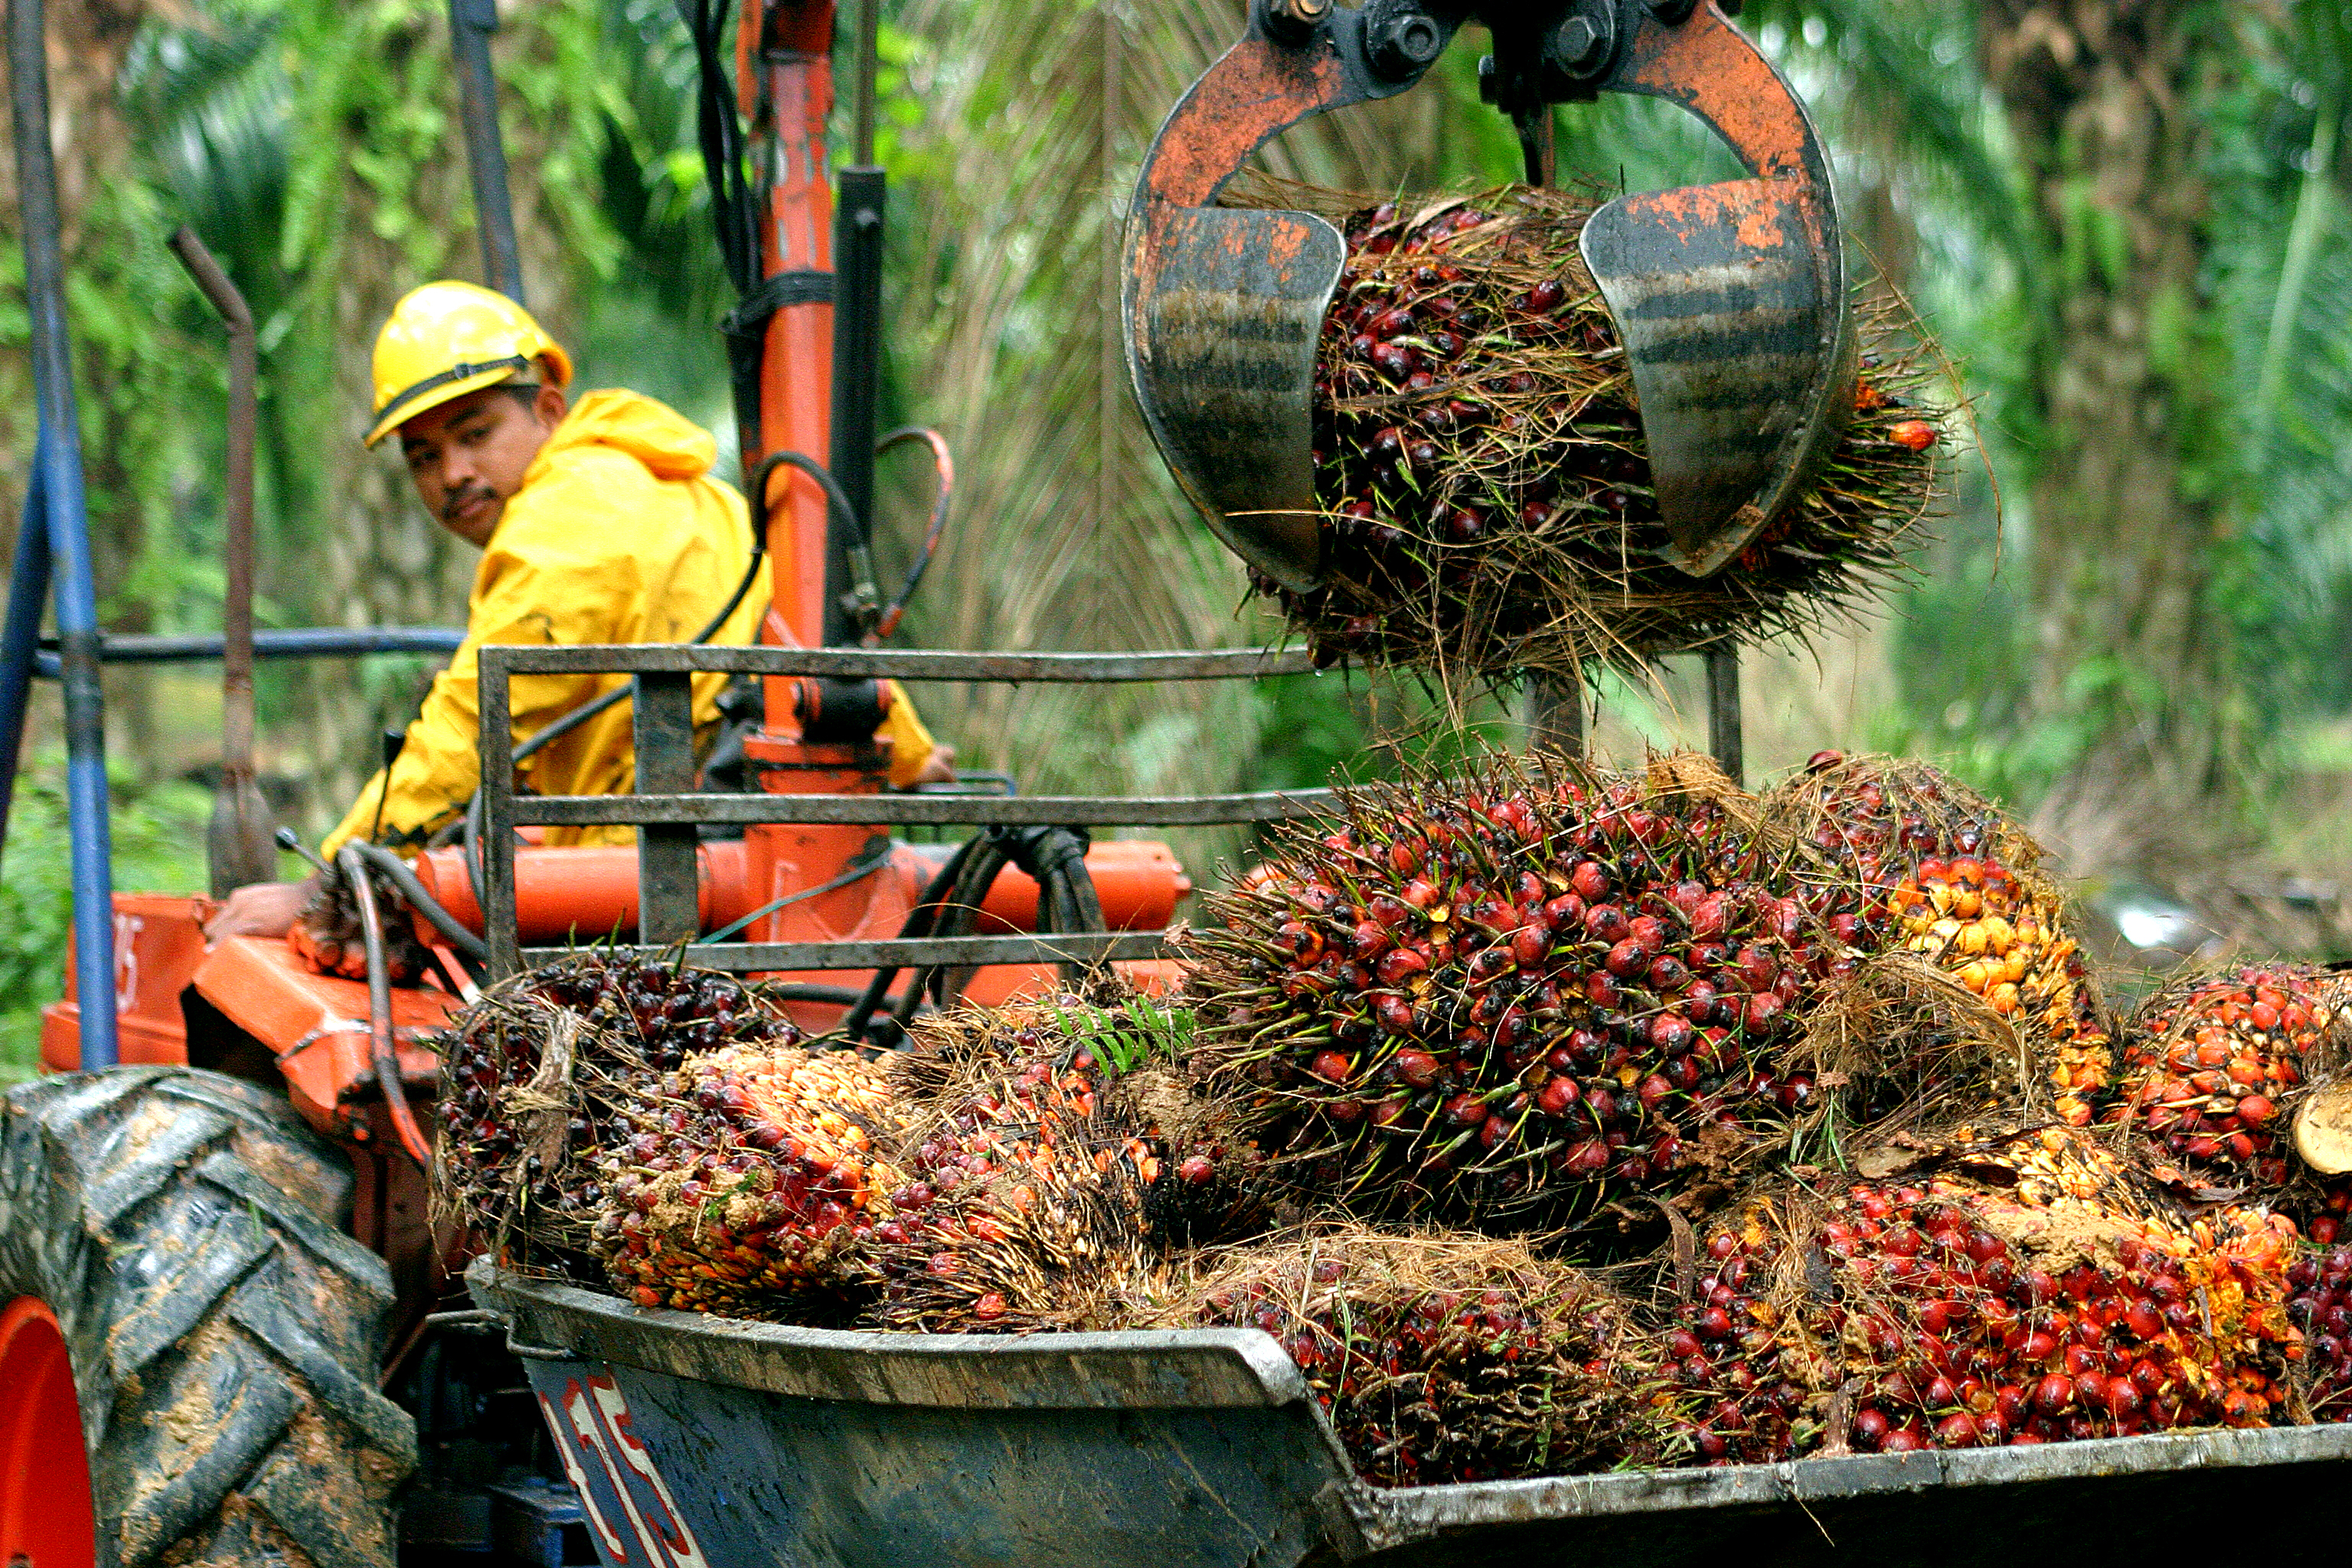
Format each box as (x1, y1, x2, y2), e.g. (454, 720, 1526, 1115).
(1979, 2, 2228, 831)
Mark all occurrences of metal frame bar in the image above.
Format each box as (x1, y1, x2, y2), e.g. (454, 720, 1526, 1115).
(475, 643, 1326, 978)
(449, 0, 525, 302)
(1705, 642, 1743, 786)
(11, 0, 115, 1066)
(632, 670, 700, 944)
(481, 645, 1317, 682)
(31, 626, 465, 673)
(511, 790, 1338, 828)
(522, 931, 1171, 975)
(0, 463, 51, 875)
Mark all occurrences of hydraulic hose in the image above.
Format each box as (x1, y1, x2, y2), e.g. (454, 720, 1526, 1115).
(351, 840, 488, 963)
(835, 822, 1105, 1048)
(339, 844, 434, 1165)
(870, 426, 953, 643)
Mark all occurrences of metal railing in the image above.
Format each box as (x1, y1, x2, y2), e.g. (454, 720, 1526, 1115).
(474, 642, 1334, 978)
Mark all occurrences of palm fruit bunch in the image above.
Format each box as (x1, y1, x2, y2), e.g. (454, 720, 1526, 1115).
(1664, 1173, 2300, 1464)
(867, 1018, 1167, 1332)
(591, 1044, 907, 1319)
(1759, 752, 2110, 1125)
(2109, 965, 2350, 1194)
(1187, 752, 1824, 1229)
(2288, 1246, 2352, 1420)
(433, 954, 805, 1268)
(1161, 1230, 1662, 1485)
(516, 951, 807, 1073)
(1221, 177, 1939, 679)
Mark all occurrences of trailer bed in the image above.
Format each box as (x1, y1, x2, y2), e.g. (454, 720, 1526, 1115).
(469, 1261, 2352, 1567)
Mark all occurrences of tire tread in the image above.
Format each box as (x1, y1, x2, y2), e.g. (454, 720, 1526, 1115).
(2, 1067, 416, 1568)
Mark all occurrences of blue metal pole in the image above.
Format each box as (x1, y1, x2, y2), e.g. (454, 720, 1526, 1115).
(12, 0, 116, 1069)
(0, 461, 53, 874)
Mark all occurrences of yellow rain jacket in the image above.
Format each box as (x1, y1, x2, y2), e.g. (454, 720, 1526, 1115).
(322, 388, 935, 855)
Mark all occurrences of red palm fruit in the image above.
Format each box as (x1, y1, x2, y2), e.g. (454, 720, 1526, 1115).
(1758, 753, 2112, 1125)
(1189, 753, 1818, 1227)
(1168, 1231, 1664, 1485)
(438, 953, 805, 1272)
(2289, 1245, 2352, 1420)
(863, 997, 1260, 1328)
(2110, 964, 2351, 1197)
(593, 1044, 905, 1318)
(1663, 1175, 2300, 1465)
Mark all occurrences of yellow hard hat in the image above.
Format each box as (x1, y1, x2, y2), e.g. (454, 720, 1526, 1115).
(363, 280, 573, 448)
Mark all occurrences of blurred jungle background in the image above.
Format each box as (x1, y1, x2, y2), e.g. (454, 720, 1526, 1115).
(5, 0, 2352, 1076)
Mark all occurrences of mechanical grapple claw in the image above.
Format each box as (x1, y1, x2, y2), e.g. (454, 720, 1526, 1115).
(1121, 0, 1854, 591)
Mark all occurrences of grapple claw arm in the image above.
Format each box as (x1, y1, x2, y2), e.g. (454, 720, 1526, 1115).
(1123, 11, 1460, 590)
(1124, 0, 1854, 590)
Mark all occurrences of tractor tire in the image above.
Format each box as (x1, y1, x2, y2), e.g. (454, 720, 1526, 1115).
(0, 1067, 417, 1567)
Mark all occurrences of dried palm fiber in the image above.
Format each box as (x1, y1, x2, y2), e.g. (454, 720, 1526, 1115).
(1758, 751, 2111, 1126)
(1185, 748, 1835, 1231)
(591, 1044, 906, 1318)
(1784, 947, 2040, 1161)
(866, 996, 1177, 1331)
(1153, 1227, 1666, 1486)
(2107, 963, 2352, 1206)
(433, 953, 802, 1271)
(1659, 1155, 2301, 1465)
(907, 991, 1276, 1246)
(1218, 176, 1942, 681)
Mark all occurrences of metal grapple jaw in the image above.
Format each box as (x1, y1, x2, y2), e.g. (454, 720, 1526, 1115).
(1122, 0, 1854, 593)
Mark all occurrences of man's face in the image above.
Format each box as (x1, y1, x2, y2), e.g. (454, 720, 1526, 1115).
(399, 381, 566, 547)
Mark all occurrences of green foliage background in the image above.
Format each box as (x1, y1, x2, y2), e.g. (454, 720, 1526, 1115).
(9, 0, 2352, 1080)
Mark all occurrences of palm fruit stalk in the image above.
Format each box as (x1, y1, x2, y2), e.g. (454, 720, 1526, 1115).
(1161, 1229, 1664, 1485)
(2110, 964, 2350, 1200)
(869, 1006, 1168, 1331)
(593, 1044, 906, 1319)
(1187, 752, 1824, 1229)
(1760, 751, 2110, 1126)
(1665, 1171, 2300, 1464)
(1221, 178, 1940, 679)
(292, 858, 434, 982)
(913, 993, 1270, 1247)
(433, 953, 805, 1269)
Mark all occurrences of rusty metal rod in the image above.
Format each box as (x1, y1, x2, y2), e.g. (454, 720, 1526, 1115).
(449, 0, 524, 302)
(1527, 674, 1583, 757)
(511, 787, 1339, 828)
(168, 227, 275, 894)
(1516, 99, 1583, 758)
(523, 930, 1170, 975)
(1705, 642, 1743, 786)
(476, 643, 1319, 682)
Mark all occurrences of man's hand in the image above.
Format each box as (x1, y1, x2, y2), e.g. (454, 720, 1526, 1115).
(913, 744, 958, 787)
(204, 877, 318, 942)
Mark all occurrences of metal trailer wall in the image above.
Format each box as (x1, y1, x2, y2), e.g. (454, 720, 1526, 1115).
(473, 1263, 2352, 1568)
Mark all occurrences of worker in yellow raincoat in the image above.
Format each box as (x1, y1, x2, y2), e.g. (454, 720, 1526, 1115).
(207, 282, 948, 939)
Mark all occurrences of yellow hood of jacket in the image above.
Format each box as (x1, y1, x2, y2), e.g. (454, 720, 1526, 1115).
(323, 388, 936, 862)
